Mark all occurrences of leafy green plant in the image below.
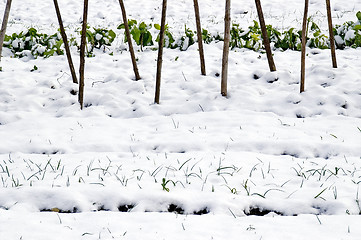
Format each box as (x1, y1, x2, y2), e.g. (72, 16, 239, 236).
(3, 27, 64, 58)
(230, 23, 245, 49)
(90, 27, 116, 50)
(308, 20, 329, 49)
(154, 23, 176, 48)
(273, 27, 302, 51)
(118, 20, 153, 51)
(357, 11, 361, 21)
(230, 21, 262, 51)
(79, 26, 116, 57)
(202, 28, 213, 44)
(333, 11, 361, 49)
(244, 21, 262, 50)
(179, 26, 196, 51)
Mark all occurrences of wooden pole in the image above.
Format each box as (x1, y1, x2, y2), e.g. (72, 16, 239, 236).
(154, 0, 167, 104)
(193, 0, 206, 76)
(118, 0, 141, 80)
(53, 0, 78, 84)
(300, 0, 309, 93)
(79, 0, 89, 109)
(0, 0, 12, 71)
(255, 0, 276, 72)
(221, 0, 231, 97)
(326, 0, 337, 68)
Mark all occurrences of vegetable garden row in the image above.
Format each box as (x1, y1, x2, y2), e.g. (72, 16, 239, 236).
(0, 0, 360, 109)
(2, 15, 361, 60)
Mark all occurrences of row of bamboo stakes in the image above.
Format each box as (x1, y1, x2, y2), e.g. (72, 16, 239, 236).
(0, 0, 337, 109)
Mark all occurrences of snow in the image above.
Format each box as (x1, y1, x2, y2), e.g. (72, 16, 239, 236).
(1, 210, 360, 240)
(95, 33, 103, 41)
(345, 30, 356, 41)
(0, 0, 361, 239)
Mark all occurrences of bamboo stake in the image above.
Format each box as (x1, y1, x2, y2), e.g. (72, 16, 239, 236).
(79, 0, 89, 109)
(193, 0, 206, 76)
(0, 0, 12, 71)
(118, 0, 141, 80)
(221, 0, 231, 97)
(300, 0, 309, 93)
(255, 0, 276, 72)
(326, 0, 337, 68)
(53, 0, 78, 84)
(154, 0, 167, 104)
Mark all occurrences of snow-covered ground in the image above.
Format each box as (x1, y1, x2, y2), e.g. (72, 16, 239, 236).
(0, 0, 361, 239)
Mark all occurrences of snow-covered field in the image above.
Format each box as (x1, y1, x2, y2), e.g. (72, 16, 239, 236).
(1, 0, 361, 239)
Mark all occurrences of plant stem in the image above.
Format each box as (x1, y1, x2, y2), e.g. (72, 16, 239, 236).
(255, 0, 276, 72)
(0, 0, 13, 71)
(79, 0, 89, 109)
(300, 0, 309, 93)
(53, 0, 78, 84)
(118, 0, 141, 80)
(193, 0, 206, 76)
(155, 0, 167, 104)
(326, 0, 337, 68)
(221, 0, 231, 97)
